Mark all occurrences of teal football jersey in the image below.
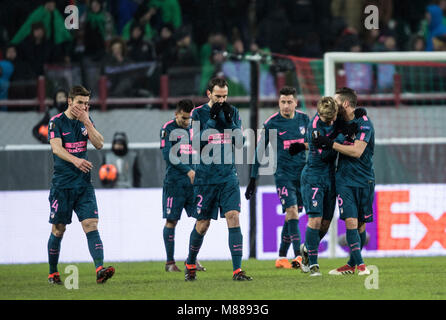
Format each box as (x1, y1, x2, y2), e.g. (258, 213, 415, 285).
(160, 118, 195, 186)
(48, 112, 92, 188)
(251, 110, 309, 180)
(336, 115, 375, 187)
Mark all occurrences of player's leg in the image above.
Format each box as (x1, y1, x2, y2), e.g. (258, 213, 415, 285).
(48, 223, 66, 284)
(162, 184, 184, 271)
(221, 180, 252, 281)
(286, 205, 303, 269)
(76, 186, 114, 283)
(47, 188, 72, 284)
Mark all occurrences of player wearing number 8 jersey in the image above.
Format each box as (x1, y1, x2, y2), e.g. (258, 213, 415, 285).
(313, 87, 375, 276)
(246, 86, 309, 270)
(299, 97, 338, 276)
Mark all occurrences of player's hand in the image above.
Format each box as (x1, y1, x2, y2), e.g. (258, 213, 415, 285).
(187, 170, 195, 185)
(209, 102, 223, 120)
(313, 135, 334, 150)
(341, 122, 358, 138)
(222, 102, 233, 123)
(245, 178, 256, 200)
(73, 158, 93, 173)
(354, 107, 367, 118)
(72, 103, 89, 123)
(288, 142, 306, 155)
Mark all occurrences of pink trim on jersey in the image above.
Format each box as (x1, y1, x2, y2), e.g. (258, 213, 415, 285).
(50, 132, 55, 139)
(162, 119, 174, 129)
(313, 115, 320, 128)
(161, 140, 165, 148)
(190, 104, 205, 116)
(360, 132, 366, 141)
(189, 128, 194, 141)
(50, 113, 63, 121)
(363, 115, 368, 121)
(295, 110, 305, 114)
(264, 112, 279, 125)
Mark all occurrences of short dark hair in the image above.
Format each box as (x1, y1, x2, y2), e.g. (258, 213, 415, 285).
(207, 77, 228, 93)
(176, 99, 195, 113)
(335, 87, 357, 107)
(279, 86, 297, 97)
(68, 85, 91, 100)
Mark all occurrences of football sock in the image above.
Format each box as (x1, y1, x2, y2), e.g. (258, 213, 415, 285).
(228, 227, 243, 271)
(86, 230, 104, 269)
(278, 221, 291, 257)
(163, 226, 175, 263)
(48, 233, 62, 274)
(305, 227, 320, 266)
(346, 229, 364, 266)
(186, 225, 204, 265)
(347, 230, 366, 266)
(288, 219, 301, 257)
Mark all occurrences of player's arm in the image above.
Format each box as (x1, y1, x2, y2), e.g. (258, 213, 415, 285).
(72, 104, 104, 150)
(160, 127, 193, 176)
(50, 138, 93, 173)
(332, 139, 367, 159)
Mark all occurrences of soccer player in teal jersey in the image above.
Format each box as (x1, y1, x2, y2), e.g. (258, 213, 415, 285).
(184, 78, 252, 281)
(245, 86, 309, 270)
(160, 99, 205, 272)
(47, 85, 114, 284)
(299, 97, 338, 276)
(314, 87, 374, 276)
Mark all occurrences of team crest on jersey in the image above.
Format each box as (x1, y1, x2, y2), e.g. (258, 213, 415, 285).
(312, 200, 318, 207)
(81, 126, 88, 136)
(50, 211, 55, 219)
(197, 208, 201, 214)
(300, 126, 306, 135)
(166, 208, 171, 215)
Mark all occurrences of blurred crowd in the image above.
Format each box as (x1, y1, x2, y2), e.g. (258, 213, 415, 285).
(0, 0, 444, 102)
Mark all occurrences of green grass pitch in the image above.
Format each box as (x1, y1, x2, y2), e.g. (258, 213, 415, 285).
(1, 257, 445, 300)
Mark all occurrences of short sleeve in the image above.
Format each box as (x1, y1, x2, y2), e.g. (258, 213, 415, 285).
(48, 119, 61, 141)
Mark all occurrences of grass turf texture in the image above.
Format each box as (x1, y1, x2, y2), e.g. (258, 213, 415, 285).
(1, 257, 445, 300)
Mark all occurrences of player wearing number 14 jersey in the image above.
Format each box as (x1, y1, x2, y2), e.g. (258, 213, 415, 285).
(246, 86, 309, 270)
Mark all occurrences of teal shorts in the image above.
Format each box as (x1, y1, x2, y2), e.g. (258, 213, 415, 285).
(162, 183, 195, 221)
(48, 185, 98, 225)
(336, 181, 375, 222)
(193, 179, 241, 220)
(275, 178, 303, 213)
(301, 176, 336, 220)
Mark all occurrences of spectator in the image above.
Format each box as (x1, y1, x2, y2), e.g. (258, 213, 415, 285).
(155, 23, 177, 73)
(127, 22, 156, 62)
(3, 44, 34, 82)
(410, 35, 426, 51)
(121, 1, 158, 42)
(150, 0, 182, 31)
(101, 132, 141, 188)
(32, 89, 67, 143)
(10, 1, 72, 63)
(0, 57, 14, 102)
(17, 22, 51, 77)
(425, 3, 446, 51)
(171, 27, 199, 67)
(331, 0, 365, 35)
(80, 0, 115, 61)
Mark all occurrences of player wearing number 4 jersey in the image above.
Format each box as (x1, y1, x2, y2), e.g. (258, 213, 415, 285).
(313, 87, 375, 276)
(246, 86, 309, 270)
(47, 85, 114, 285)
(160, 99, 205, 272)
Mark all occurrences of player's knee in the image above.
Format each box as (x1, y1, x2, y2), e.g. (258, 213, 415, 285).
(285, 206, 299, 220)
(195, 220, 210, 235)
(225, 210, 240, 227)
(165, 220, 178, 228)
(308, 217, 321, 229)
(52, 224, 66, 237)
(345, 218, 358, 229)
(81, 218, 98, 233)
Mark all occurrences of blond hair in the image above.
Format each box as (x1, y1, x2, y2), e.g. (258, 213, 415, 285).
(317, 96, 338, 121)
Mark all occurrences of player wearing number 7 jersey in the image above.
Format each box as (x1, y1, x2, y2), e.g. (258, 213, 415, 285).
(300, 97, 339, 276)
(160, 100, 206, 272)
